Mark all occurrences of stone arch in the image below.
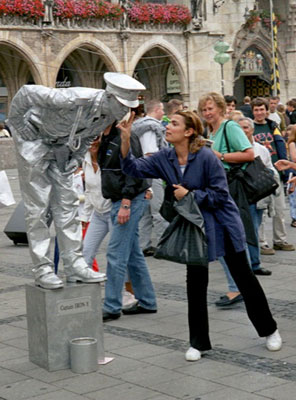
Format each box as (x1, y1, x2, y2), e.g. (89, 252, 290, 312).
(0, 38, 43, 110)
(129, 38, 187, 99)
(232, 25, 288, 99)
(52, 37, 120, 88)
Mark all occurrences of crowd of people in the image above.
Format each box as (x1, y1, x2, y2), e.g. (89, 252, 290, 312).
(6, 80, 295, 362)
(74, 92, 296, 361)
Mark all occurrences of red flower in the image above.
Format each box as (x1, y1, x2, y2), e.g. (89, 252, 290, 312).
(0, 0, 190, 25)
(128, 3, 191, 25)
(0, 0, 44, 18)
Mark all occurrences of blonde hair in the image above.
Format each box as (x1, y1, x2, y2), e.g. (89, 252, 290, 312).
(229, 110, 244, 122)
(198, 92, 226, 115)
(174, 110, 205, 153)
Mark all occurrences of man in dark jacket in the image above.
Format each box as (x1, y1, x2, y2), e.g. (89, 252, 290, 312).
(98, 122, 157, 322)
(239, 96, 253, 119)
(251, 97, 295, 255)
(286, 99, 296, 124)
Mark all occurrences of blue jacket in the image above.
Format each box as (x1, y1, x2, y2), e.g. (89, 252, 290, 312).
(121, 145, 246, 261)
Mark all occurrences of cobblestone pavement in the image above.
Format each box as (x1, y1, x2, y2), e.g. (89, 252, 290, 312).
(0, 169, 296, 400)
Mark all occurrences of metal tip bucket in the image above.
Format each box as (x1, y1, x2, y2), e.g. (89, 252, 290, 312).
(70, 337, 98, 374)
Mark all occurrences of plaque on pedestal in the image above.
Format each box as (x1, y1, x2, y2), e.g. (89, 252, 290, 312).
(26, 282, 104, 371)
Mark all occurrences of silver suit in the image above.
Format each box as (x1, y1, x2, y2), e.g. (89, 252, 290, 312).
(7, 84, 129, 288)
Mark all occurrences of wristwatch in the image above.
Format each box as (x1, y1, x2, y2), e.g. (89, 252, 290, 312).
(121, 204, 131, 209)
(221, 153, 225, 161)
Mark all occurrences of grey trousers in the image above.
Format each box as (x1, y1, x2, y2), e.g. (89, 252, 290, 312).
(139, 179, 169, 250)
(14, 137, 88, 277)
(259, 182, 287, 245)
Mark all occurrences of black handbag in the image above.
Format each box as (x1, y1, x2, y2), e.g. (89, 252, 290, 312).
(159, 185, 178, 222)
(222, 122, 279, 204)
(241, 156, 279, 204)
(154, 192, 208, 266)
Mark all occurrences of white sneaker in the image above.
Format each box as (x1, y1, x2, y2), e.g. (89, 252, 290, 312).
(266, 329, 282, 351)
(185, 347, 202, 361)
(122, 291, 138, 310)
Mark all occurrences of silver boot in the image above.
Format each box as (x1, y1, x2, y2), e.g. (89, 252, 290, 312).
(66, 266, 106, 283)
(34, 266, 64, 290)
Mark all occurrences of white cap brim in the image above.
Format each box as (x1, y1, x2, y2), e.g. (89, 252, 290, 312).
(115, 95, 139, 108)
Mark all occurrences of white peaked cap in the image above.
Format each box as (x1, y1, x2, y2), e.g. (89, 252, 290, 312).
(104, 72, 146, 108)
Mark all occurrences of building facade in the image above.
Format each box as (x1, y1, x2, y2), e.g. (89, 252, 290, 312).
(0, 0, 294, 118)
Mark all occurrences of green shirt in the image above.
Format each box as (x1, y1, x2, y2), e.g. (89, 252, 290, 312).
(210, 120, 252, 170)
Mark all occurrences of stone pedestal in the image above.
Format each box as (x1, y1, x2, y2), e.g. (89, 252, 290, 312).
(26, 282, 104, 371)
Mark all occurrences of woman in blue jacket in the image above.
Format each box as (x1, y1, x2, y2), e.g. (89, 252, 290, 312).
(119, 110, 282, 361)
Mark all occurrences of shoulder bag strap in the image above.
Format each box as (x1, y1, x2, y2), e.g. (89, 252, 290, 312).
(221, 120, 231, 153)
(221, 120, 244, 173)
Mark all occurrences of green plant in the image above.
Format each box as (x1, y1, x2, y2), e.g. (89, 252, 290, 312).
(244, 10, 261, 28)
(260, 9, 282, 29)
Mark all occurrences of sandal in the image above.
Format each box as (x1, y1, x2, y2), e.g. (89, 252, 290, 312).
(291, 220, 296, 228)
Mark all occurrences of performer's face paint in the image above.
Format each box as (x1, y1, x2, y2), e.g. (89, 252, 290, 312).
(108, 95, 129, 121)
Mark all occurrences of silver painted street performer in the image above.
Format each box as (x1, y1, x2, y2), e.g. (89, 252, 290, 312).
(7, 72, 145, 290)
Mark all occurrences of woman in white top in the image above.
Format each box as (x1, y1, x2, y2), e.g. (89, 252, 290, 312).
(81, 137, 112, 268)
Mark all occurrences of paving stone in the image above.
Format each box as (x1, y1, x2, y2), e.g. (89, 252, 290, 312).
(147, 396, 179, 400)
(0, 325, 27, 341)
(0, 368, 28, 385)
(9, 320, 29, 329)
(257, 382, 296, 399)
(19, 366, 76, 383)
(245, 343, 296, 360)
(112, 342, 174, 360)
(193, 387, 271, 400)
(103, 335, 143, 351)
(98, 354, 147, 375)
(127, 320, 186, 338)
(176, 359, 246, 380)
(118, 364, 185, 387)
(26, 390, 90, 400)
(1, 171, 296, 399)
(0, 357, 37, 373)
(54, 373, 122, 394)
(215, 371, 288, 392)
(0, 345, 28, 362)
(0, 378, 58, 400)
(110, 315, 161, 331)
(144, 350, 192, 370)
(152, 375, 223, 399)
(212, 334, 260, 352)
(3, 336, 28, 351)
(86, 382, 160, 400)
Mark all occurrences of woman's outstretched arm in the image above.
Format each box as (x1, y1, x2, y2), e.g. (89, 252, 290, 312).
(118, 112, 135, 158)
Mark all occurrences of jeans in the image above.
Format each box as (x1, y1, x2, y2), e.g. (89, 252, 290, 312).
(289, 190, 296, 220)
(103, 192, 157, 314)
(139, 179, 168, 250)
(187, 234, 277, 351)
(248, 204, 264, 271)
(83, 211, 112, 268)
(221, 204, 263, 291)
(219, 256, 239, 292)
